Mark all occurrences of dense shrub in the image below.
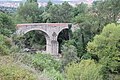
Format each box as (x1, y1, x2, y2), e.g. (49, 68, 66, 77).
(65, 60, 105, 80)
(0, 34, 12, 55)
(0, 65, 36, 80)
(13, 53, 63, 80)
(41, 69, 65, 80)
(32, 53, 61, 71)
(0, 12, 15, 37)
(87, 23, 120, 73)
(14, 53, 61, 71)
(87, 23, 120, 59)
(61, 43, 79, 69)
(0, 56, 37, 80)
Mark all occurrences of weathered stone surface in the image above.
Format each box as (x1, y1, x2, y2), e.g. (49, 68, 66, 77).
(16, 23, 78, 56)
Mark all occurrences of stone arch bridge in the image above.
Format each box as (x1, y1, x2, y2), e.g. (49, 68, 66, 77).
(16, 23, 78, 56)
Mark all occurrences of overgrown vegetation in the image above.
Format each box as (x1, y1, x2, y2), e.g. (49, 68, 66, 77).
(0, 0, 120, 80)
(0, 56, 37, 80)
(0, 34, 12, 55)
(65, 60, 104, 80)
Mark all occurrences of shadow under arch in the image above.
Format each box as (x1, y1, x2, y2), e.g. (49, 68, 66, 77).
(57, 28, 69, 54)
(18, 29, 50, 52)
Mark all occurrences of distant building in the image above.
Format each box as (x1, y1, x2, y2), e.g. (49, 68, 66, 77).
(0, 1, 20, 8)
(0, 0, 94, 7)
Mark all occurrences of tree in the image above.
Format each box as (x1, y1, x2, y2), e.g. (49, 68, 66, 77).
(46, 1, 73, 23)
(87, 23, 120, 74)
(72, 13, 102, 58)
(16, 0, 46, 50)
(45, 0, 52, 11)
(23, 31, 46, 50)
(92, 0, 120, 24)
(47, 4, 60, 23)
(73, 2, 88, 17)
(65, 60, 106, 80)
(59, 2, 73, 22)
(87, 23, 120, 59)
(0, 12, 15, 37)
(61, 43, 78, 69)
(17, 1, 41, 23)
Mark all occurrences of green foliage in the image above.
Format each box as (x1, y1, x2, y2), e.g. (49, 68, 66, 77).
(87, 23, 120, 75)
(15, 0, 45, 49)
(1, 0, 120, 79)
(61, 42, 79, 68)
(45, 1, 73, 23)
(14, 53, 64, 80)
(42, 69, 65, 80)
(13, 53, 64, 79)
(73, 2, 88, 16)
(0, 28, 12, 37)
(87, 23, 120, 59)
(23, 30, 46, 49)
(93, 0, 120, 23)
(0, 12, 14, 29)
(0, 34, 12, 55)
(72, 0, 120, 59)
(0, 65, 36, 80)
(17, 1, 41, 23)
(12, 35, 26, 49)
(65, 60, 105, 80)
(13, 30, 46, 50)
(45, 0, 52, 11)
(0, 12, 15, 37)
(14, 53, 61, 72)
(0, 56, 36, 80)
(57, 1, 73, 23)
(32, 53, 61, 71)
(71, 29, 87, 57)
(72, 8, 104, 58)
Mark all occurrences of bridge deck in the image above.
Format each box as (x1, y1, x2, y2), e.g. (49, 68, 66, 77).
(16, 23, 71, 28)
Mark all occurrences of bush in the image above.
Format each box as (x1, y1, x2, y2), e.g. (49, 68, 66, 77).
(65, 60, 105, 80)
(41, 69, 65, 80)
(87, 23, 120, 73)
(87, 23, 120, 59)
(14, 53, 61, 72)
(0, 56, 37, 80)
(0, 65, 36, 80)
(0, 34, 12, 55)
(32, 53, 61, 71)
(61, 43, 79, 69)
(13, 53, 64, 79)
(0, 12, 15, 37)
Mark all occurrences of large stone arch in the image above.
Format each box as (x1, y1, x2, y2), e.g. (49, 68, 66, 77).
(16, 29, 52, 54)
